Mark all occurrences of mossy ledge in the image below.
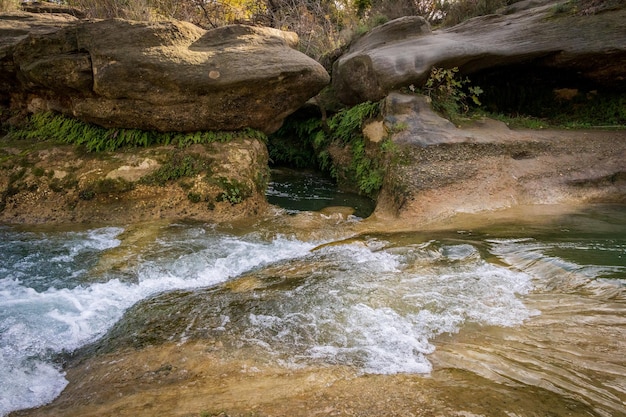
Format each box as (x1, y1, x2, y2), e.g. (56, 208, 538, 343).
(0, 113, 270, 224)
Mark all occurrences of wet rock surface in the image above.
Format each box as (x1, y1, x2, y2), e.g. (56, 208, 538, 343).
(370, 94, 626, 228)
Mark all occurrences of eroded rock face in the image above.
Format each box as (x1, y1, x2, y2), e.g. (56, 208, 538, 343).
(371, 94, 626, 227)
(3, 16, 329, 133)
(333, 1, 626, 104)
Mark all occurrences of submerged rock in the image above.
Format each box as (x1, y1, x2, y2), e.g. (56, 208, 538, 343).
(2, 15, 329, 133)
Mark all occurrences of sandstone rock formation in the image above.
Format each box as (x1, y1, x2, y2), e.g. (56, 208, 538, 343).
(1, 13, 329, 133)
(333, 0, 626, 104)
(370, 93, 626, 228)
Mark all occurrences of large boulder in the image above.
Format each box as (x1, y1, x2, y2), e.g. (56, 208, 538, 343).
(333, 1, 626, 104)
(4, 15, 329, 133)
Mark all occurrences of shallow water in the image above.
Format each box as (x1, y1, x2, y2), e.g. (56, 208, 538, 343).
(1, 205, 625, 416)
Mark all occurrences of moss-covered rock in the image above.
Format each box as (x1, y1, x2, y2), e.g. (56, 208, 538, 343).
(0, 135, 269, 224)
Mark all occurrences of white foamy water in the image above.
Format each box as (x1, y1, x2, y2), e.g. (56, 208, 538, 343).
(0, 225, 316, 416)
(1, 226, 564, 416)
(238, 240, 536, 375)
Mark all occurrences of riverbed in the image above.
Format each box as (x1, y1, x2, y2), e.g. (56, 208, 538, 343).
(1, 188, 625, 416)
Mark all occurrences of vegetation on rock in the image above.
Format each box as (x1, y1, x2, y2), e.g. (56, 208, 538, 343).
(269, 100, 393, 198)
(8, 112, 267, 152)
(472, 66, 626, 129)
(78, 178, 135, 201)
(407, 66, 483, 124)
(140, 152, 211, 186)
(215, 178, 252, 205)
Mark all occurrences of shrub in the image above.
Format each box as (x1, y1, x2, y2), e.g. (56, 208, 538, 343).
(417, 67, 483, 123)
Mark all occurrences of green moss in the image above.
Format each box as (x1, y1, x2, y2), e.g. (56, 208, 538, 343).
(187, 192, 202, 203)
(254, 165, 270, 194)
(78, 178, 135, 200)
(49, 176, 78, 193)
(140, 152, 210, 186)
(32, 166, 45, 177)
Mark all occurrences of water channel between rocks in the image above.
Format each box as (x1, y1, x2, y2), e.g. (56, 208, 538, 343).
(0, 171, 624, 417)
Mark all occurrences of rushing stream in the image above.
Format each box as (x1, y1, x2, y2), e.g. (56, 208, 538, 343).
(0, 173, 624, 416)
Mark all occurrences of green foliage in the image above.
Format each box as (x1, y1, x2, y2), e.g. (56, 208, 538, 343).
(268, 101, 388, 198)
(354, 13, 389, 36)
(328, 101, 380, 143)
(10, 112, 266, 152)
(475, 70, 626, 129)
(349, 136, 385, 195)
(268, 117, 323, 169)
(32, 167, 46, 177)
(417, 67, 483, 123)
(481, 92, 626, 130)
(354, 0, 372, 17)
(216, 178, 251, 204)
(552, 94, 626, 128)
(551, 0, 578, 15)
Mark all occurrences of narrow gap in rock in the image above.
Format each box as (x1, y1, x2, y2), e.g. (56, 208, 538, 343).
(266, 107, 376, 218)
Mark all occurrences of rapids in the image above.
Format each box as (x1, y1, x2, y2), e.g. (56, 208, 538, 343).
(0, 181, 624, 416)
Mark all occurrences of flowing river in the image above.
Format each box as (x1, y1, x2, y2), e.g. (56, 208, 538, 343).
(0, 172, 625, 416)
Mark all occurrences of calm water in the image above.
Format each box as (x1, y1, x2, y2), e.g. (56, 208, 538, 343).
(266, 168, 376, 218)
(0, 204, 625, 416)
